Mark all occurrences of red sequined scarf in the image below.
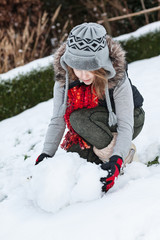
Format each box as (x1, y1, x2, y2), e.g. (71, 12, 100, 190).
(61, 84, 99, 150)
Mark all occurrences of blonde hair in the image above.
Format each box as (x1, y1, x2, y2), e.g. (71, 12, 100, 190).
(67, 67, 108, 99)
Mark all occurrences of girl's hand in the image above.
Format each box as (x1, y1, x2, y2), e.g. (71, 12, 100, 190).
(100, 155, 123, 192)
(35, 153, 51, 165)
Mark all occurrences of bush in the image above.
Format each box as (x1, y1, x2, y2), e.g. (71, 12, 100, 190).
(0, 65, 54, 121)
(120, 30, 160, 63)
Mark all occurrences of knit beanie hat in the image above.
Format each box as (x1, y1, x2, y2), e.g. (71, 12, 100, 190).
(60, 22, 116, 79)
(60, 22, 117, 127)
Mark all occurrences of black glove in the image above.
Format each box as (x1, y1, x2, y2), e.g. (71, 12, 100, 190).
(100, 155, 123, 192)
(35, 153, 51, 165)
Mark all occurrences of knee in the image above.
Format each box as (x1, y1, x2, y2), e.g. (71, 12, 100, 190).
(70, 110, 83, 131)
(70, 108, 92, 133)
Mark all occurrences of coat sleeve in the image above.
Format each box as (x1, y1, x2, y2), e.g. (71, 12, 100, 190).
(111, 74, 134, 160)
(42, 81, 66, 157)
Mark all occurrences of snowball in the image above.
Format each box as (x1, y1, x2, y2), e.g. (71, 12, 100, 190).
(27, 152, 105, 213)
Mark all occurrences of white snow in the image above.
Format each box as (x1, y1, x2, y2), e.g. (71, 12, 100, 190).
(0, 54, 160, 240)
(0, 55, 54, 82)
(115, 20, 160, 42)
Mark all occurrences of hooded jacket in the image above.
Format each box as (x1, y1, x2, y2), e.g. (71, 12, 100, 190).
(42, 36, 135, 160)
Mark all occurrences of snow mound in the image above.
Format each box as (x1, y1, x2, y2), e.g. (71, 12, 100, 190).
(27, 152, 106, 213)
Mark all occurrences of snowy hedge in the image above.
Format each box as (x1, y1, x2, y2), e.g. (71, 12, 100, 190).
(0, 65, 54, 121)
(120, 30, 160, 63)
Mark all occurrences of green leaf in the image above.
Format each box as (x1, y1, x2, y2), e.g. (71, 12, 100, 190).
(147, 156, 159, 167)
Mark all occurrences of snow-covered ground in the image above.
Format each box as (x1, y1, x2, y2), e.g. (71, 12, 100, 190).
(0, 54, 160, 239)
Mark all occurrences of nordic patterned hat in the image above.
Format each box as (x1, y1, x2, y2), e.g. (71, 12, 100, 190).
(60, 22, 116, 79)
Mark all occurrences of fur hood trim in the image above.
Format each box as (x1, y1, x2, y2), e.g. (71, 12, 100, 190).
(53, 35, 126, 89)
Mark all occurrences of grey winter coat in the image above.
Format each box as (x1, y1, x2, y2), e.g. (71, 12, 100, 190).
(42, 36, 134, 160)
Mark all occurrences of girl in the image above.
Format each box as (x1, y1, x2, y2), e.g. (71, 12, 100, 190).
(35, 23, 145, 192)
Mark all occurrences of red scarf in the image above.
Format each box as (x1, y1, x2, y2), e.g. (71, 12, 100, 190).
(61, 84, 98, 150)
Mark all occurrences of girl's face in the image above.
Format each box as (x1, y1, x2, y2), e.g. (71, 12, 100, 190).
(73, 69, 95, 85)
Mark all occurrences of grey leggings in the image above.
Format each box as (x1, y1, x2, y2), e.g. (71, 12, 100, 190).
(67, 106, 145, 164)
